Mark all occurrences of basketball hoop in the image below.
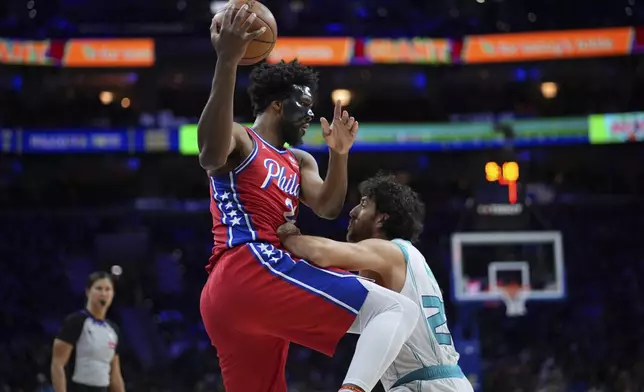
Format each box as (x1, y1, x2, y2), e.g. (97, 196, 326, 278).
(497, 283, 529, 317)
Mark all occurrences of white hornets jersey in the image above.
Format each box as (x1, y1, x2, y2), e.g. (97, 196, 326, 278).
(380, 239, 462, 391)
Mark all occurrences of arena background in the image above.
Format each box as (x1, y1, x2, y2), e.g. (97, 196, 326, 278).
(1, 0, 644, 390)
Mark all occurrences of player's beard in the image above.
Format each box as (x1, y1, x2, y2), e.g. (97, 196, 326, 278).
(346, 220, 363, 243)
(279, 118, 304, 147)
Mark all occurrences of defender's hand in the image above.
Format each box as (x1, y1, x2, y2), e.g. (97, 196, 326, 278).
(320, 100, 359, 155)
(277, 222, 301, 241)
(211, 3, 267, 64)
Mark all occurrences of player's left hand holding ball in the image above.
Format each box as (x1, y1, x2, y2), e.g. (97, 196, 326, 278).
(320, 100, 359, 155)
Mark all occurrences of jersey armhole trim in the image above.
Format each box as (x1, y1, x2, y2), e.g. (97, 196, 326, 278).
(286, 148, 299, 165)
(247, 127, 289, 155)
(232, 130, 259, 175)
(392, 239, 410, 266)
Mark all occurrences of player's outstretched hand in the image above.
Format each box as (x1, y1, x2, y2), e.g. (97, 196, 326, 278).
(277, 222, 301, 241)
(320, 100, 359, 155)
(210, 3, 267, 64)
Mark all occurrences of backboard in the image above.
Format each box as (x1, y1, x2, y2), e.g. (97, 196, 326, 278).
(451, 231, 565, 304)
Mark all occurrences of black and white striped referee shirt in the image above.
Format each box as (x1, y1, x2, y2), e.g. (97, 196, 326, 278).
(56, 310, 120, 390)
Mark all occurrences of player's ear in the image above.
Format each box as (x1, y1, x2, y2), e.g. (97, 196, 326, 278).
(376, 213, 389, 229)
(271, 100, 283, 112)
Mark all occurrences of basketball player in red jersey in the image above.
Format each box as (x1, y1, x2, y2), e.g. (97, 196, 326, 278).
(197, 5, 420, 392)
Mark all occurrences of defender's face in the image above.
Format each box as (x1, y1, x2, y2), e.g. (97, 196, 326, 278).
(279, 85, 314, 146)
(347, 197, 378, 243)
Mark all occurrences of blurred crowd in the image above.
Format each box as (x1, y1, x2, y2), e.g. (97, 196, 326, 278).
(2, 0, 643, 38)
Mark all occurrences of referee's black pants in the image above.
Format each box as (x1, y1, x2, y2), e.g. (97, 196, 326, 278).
(69, 382, 108, 392)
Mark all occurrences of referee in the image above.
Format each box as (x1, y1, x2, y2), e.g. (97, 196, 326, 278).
(51, 271, 125, 392)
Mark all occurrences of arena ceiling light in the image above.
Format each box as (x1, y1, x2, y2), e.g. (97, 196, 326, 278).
(99, 91, 114, 105)
(111, 265, 123, 276)
(540, 82, 558, 99)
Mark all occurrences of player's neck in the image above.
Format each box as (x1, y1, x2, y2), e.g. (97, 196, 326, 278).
(374, 232, 389, 241)
(252, 115, 283, 149)
(86, 304, 107, 320)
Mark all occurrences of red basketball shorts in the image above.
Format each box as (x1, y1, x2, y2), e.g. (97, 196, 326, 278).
(200, 242, 369, 392)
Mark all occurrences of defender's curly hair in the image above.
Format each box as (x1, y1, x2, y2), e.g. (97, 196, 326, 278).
(247, 60, 319, 116)
(358, 173, 425, 243)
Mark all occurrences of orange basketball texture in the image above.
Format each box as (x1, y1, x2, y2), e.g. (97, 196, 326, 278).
(213, 0, 278, 65)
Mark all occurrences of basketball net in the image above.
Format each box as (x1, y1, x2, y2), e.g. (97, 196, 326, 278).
(498, 283, 529, 317)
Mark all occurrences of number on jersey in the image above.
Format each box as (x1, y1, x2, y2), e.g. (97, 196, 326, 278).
(283, 198, 297, 223)
(421, 296, 453, 346)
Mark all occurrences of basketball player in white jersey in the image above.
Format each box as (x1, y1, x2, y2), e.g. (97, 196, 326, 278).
(278, 174, 473, 392)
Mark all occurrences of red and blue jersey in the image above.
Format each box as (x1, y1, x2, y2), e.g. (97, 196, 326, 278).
(201, 128, 370, 365)
(207, 127, 301, 271)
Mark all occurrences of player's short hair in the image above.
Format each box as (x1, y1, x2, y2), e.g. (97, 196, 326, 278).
(247, 60, 319, 116)
(358, 173, 425, 243)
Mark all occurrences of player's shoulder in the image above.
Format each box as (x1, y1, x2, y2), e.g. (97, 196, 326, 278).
(358, 238, 407, 263)
(288, 148, 317, 172)
(357, 239, 408, 289)
(232, 121, 248, 133)
(232, 122, 252, 142)
(289, 147, 306, 158)
(390, 238, 423, 261)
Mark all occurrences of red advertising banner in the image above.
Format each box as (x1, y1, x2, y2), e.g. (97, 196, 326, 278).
(463, 27, 634, 63)
(365, 38, 451, 64)
(268, 38, 353, 65)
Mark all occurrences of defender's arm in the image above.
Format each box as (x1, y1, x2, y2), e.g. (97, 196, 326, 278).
(281, 235, 400, 275)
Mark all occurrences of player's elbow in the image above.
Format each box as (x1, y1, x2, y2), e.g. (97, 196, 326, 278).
(313, 203, 343, 220)
(319, 208, 342, 220)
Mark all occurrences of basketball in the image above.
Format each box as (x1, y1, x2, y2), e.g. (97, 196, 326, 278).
(214, 0, 278, 66)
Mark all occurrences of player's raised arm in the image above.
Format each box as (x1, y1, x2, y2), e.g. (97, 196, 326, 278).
(292, 100, 359, 219)
(277, 222, 402, 275)
(197, 4, 266, 171)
